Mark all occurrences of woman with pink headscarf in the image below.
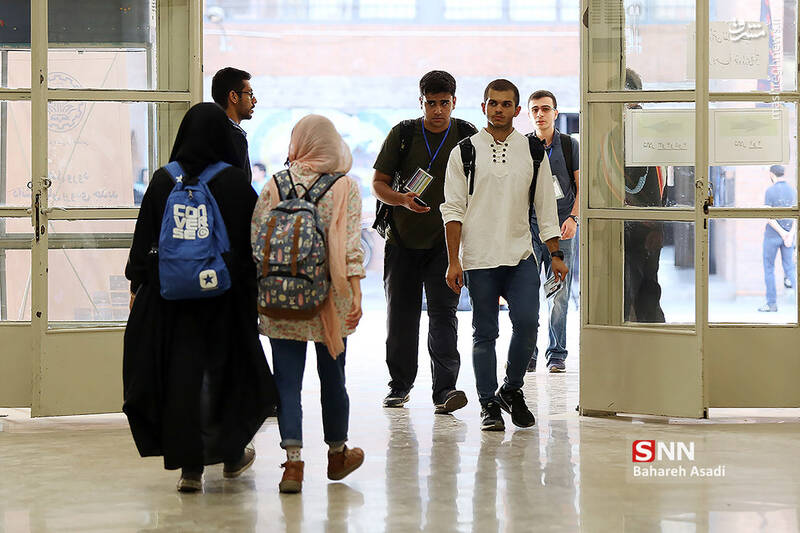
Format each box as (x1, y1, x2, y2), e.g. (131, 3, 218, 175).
(251, 114, 365, 493)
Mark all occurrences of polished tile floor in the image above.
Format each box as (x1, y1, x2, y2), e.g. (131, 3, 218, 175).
(2, 312, 800, 532)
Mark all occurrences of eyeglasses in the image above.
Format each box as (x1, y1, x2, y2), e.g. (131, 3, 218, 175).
(530, 105, 554, 114)
(237, 90, 255, 99)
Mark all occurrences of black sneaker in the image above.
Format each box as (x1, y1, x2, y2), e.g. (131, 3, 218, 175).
(383, 389, 410, 408)
(434, 390, 468, 414)
(496, 387, 536, 428)
(526, 358, 536, 373)
(480, 400, 505, 431)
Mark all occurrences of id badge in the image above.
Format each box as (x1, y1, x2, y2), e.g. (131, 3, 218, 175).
(404, 167, 435, 196)
(544, 275, 564, 299)
(552, 175, 565, 200)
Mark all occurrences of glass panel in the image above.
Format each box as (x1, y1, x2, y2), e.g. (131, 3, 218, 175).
(47, 0, 165, 91)
(47, 101, 159, 207)
(588, 219, 695, 326)
(0, 247, 31, 321)
(309, 0, 354, 21)
(588, 0, 696, 92)
(0, 1, 31, 89)
(0, 100, 31, 207)
(48, 248, 130, 322)
(444, 0, 502, 20)
(360, 0, 416, 19)
(709, 218, 797, 324)
(0, 51, 31, 89)
(710, 102, 797, 208)
(510, 0, 557, 21)
(708, 0, 798, 92)
(588, 102, 696, 209)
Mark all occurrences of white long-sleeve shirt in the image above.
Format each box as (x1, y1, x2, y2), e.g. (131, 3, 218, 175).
(441, 128, 561, 271)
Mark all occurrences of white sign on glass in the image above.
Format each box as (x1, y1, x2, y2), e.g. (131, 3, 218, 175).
(625, 109, 695, 166)
(625, 108, 789, 166)
(711, 108, 789, 165)
(688, 21, 770, 79)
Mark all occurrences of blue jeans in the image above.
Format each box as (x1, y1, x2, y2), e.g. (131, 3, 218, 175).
(763, 229, 796, 306)
(531, 221, 575, 365)
(269, 337, 349, 449)
(464, 255, 540, 406)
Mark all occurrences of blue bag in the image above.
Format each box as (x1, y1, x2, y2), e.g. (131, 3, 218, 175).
(158, 161, 232, 300)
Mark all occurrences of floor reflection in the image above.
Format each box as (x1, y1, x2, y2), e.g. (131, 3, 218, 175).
(2, 355, 800, 532)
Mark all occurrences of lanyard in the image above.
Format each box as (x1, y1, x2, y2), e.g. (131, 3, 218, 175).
(421, 119, 452, 171)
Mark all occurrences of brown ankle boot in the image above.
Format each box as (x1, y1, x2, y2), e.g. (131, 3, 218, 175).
(327, 446, 364, 481)
(279, 460, 304, 493)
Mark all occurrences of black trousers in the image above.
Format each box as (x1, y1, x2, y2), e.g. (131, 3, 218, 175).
(383, 242, 460, 405)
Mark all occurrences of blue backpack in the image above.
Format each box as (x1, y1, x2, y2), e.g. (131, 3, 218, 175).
(158, 161, 232, 300)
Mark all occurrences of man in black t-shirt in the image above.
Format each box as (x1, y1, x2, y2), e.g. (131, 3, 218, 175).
(372, 70, 476, 413)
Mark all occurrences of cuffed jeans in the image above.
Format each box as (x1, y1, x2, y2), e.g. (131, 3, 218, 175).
(764, 229, 796, 306)
(269, 337, 349, 449)
(531, 220, 575, 365)
(464, 255, 540, 406)
(384, 242, 461, 405)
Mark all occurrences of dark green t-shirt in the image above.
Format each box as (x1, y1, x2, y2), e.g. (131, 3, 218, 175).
(373, 118, 473, 249)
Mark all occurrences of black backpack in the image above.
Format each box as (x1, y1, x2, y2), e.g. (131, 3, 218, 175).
(458, 133, 546, 208)
(372, 117, 477, 245)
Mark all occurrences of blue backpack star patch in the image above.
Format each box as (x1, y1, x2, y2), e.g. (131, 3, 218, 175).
(158, 161, 232, 300)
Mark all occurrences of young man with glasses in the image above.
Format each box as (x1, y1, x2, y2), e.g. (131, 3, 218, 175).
(373, 70, 476, 414)
(211, 67, 257, 182)
(442, 79, 567, 431)
(526, 90, 580, 373)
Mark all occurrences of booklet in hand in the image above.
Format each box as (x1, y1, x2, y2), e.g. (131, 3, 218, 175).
(544, 275, 564, 299)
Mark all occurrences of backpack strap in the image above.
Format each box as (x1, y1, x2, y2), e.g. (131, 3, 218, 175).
(196, 161, 232, 185)
(458, 137, 476, 195)
(528, 134, 545, 206)
(273, 169, 296, 201)
(163, 161, 185, 183)
(454, 118, 478, 140)
(305, 172, 346, 204)
(560, 132, 574, 179)
(397, 119, 417, 165)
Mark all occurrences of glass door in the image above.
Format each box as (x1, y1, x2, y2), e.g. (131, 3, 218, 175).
(0, 0, 200, 416)
(703, 0, 800, 408)
(579, 0, 705, 417)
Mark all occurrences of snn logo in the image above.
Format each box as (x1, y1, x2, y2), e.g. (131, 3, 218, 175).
(632, 440, 695, 462)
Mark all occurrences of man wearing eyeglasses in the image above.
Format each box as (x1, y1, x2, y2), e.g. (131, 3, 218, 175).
(212, 67, 257, 182)
(526, 90, 580, 373)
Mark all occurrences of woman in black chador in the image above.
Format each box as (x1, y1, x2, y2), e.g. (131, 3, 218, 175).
(123, 102, 277, 492)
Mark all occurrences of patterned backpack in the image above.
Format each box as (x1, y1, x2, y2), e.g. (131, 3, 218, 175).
(158, 161, 232, 300)
(254, 169, 344, 319)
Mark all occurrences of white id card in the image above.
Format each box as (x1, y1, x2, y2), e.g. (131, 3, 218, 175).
(552, 175, 565, 200)
(544, 275, 564, 299)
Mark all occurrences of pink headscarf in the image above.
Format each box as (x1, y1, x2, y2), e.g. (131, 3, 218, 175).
(288, 114, 353, 175)
(269, 114, 353, 358)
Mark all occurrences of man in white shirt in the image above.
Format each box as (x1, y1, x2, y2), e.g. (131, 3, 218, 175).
(441, 79, 568, 431)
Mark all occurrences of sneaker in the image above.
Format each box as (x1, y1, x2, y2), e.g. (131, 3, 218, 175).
(547, 361, 566, 373)
(279, 460, 304, 493)
(383, 389, 410, 408)
(327, 446, 365, 481)
(176, 467, 204, 493)
(785, 277, 794, 289)
(223, 444, 256, 478)
(496, 387, 536, 428)
(758, 304, 778, 312)
(434, 390, 468, 414)
(526, 358, 536, 373)
(480, 400, 505, 431)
